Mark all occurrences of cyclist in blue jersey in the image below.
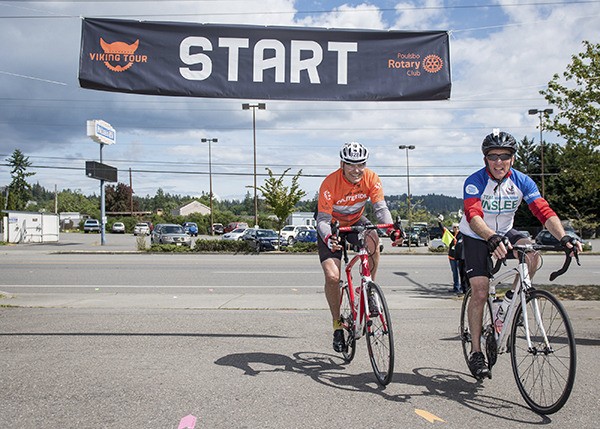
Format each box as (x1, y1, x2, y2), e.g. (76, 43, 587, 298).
(459, 129, 582, 379)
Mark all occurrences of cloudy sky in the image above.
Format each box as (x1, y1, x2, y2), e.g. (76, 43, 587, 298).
(1, 0, 598, 202)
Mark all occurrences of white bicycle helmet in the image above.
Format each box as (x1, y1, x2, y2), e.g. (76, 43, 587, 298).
(340, 142, 369, 164)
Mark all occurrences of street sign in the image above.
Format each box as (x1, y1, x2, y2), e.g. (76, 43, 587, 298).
(86, 161, 118, 182)
(86, 119, 116, 145)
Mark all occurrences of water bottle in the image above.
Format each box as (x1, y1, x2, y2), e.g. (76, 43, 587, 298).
(492, 299, 503, 333)
(494, 290, 514, 333)
(354, 286, 361, 313)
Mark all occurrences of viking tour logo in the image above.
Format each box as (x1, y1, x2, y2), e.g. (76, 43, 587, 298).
(88, 38, 147, 72)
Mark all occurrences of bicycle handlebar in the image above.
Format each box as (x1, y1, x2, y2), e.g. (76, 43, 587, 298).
(330, 216, 404, 239)
(332, 222, 393, 235)
(491, 243, 581, 281)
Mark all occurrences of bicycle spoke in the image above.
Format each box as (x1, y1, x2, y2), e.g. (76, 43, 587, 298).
(510, 290, 576, 414)
(460, 289, 495, 373)
(339, 283, 356, 363)
(365, 282, 394, 386)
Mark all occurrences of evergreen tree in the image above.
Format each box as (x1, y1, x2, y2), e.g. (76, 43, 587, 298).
(5, 149, 35, 211)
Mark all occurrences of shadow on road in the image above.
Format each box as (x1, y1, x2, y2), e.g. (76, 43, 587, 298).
(215, 351, 552, 424)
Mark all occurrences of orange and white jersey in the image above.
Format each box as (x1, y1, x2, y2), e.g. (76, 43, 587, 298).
(317, 168, 391, 239)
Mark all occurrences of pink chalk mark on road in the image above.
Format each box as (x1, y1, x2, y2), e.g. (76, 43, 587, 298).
(178, 414, 197, 429)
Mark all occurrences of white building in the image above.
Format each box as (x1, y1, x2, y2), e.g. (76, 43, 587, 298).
(171, 201, 210, 217)
(285, 211, 316, 227)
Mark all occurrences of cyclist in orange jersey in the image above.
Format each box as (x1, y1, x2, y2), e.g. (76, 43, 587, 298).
(316, 142, 403, 352)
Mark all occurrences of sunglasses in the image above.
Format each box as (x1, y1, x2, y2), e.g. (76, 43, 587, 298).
(344, 162, 366, 170)
(486, 153, 513, 161)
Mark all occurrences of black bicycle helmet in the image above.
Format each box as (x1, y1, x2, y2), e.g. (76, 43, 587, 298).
(481, 130, 517, 155)
(340, 142, 369, 164)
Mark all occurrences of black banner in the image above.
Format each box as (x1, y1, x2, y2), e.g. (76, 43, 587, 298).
(79, 18, 451, 101)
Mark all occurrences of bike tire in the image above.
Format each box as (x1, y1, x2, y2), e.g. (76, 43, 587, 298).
(459, 288, 494, 371)
(365, 282, 394, 386)
(339, 283, 356, 363)
(510, 289, 576, 414)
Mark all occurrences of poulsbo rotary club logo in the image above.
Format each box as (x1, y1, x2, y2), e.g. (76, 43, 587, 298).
(422, 55, 443, 73)
(387, 52, 444, 76)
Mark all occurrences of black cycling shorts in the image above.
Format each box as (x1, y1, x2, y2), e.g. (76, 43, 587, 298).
(463, 229, 529, 278)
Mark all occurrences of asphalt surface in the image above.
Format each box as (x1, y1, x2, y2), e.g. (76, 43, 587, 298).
(1, 232, 599, 429)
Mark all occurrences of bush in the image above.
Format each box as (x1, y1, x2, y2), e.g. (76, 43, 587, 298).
(428, 245, 447, 253)
(149, 243, 193, 253)
(284, 242, 318, 253)
(192, 239, 255, 253)
(136, 235, 147, 251)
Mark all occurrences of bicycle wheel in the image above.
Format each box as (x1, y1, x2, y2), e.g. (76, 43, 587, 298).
(339, 282, 356, 363)
(510, 289, 576, 414)
(459, 288, 495, 370)
(365, 282, 394, 386)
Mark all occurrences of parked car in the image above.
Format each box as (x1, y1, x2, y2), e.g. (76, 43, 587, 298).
(224, 221, 249, 233)
(518, 230, 532, 239)
(404, 226, 430, 247)
(152, 224, 166, 235)
(535, 228, 581, 247)
(111, 222, 125, 234)
(279, 225, 312, 244)
(83, 219, 100, 233)
(428, 226, 443, 239)
(211, 223, 224, 235)
(221, 227, 248, 241)
(182, 222, 199, 237)
(240, 228, 280, 251)
(293, 229, 318, 244)
(133, 222, 150, 236)
(430, 238, 446, 249)
(151, 224, 192, 247)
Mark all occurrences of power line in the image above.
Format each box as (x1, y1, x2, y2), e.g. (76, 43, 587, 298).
(11, 163, 478, 179)
(2, 1, 599, 19)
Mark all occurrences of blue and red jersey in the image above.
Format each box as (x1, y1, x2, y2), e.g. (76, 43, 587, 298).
(459, 167, 556, 240)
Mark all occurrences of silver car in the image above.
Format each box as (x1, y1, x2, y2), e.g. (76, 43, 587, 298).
(150, 224, 191, 247)
(221, 227, 248, 241)
(83, 219, 100, 233)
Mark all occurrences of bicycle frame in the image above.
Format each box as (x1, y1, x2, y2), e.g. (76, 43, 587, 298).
(490, 246, 554, 354)
(337, 222, 394, 339)
(343, 237, 373, 340)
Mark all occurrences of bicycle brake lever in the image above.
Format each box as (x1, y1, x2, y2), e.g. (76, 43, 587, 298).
(330, 220, 339, 236)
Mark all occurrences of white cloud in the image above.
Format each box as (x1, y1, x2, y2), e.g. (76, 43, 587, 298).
(393, 0, 449, 31)
(298, 3, 386, 29)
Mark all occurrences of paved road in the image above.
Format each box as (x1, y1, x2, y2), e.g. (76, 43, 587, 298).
(1, 233, 599, 428)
